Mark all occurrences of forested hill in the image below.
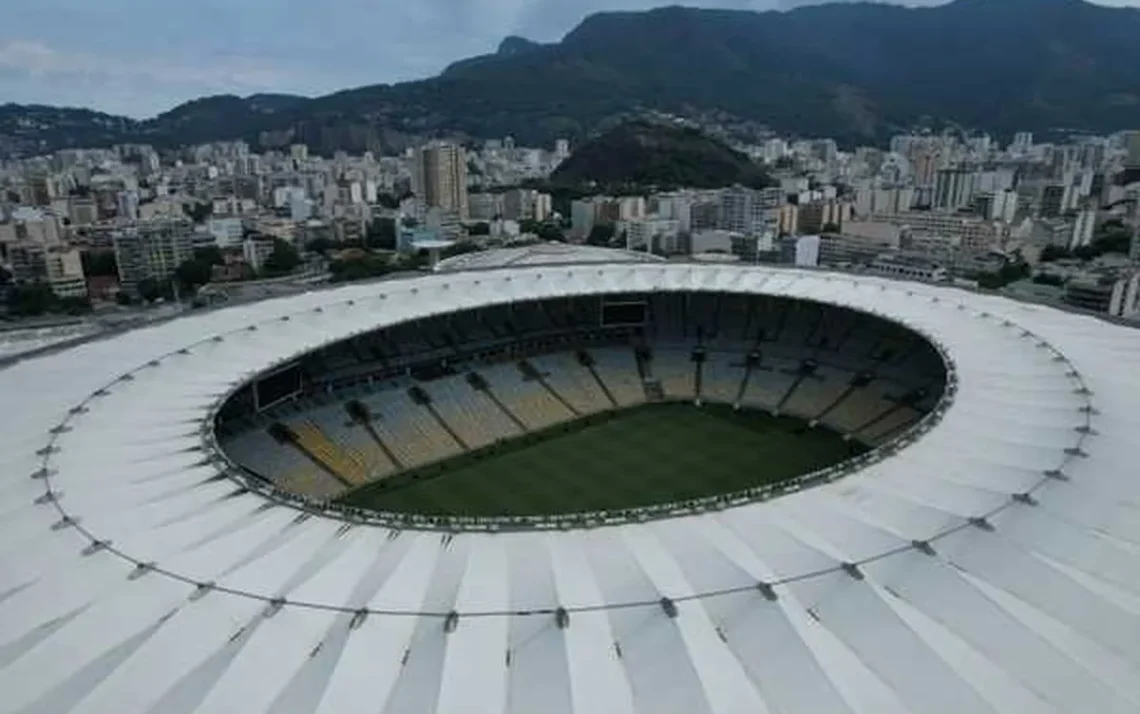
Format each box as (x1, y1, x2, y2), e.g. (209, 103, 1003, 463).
(4, 0, 1140, 156)
(550, 121, 772, 190)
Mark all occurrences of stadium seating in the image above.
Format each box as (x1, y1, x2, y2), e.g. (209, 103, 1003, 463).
(359, 390, 463, 468)
(858, 406, 923, 444)
(223, 428, 344, 498)
(780, 365, 856, 421)
(698, 352, 747, 404)
(289, 420, 371, 486)
(422, 376, 523, 448)
(529, 354, 613, 415)
(219, 291, 950, 497)
(652, 349, 696, 400)
(478, 363, 575, 431)
(819, 379, 899, 433)
(305, 405, 398, 479)
(590, 348, 647, 407)
(739, 358, 801, 410)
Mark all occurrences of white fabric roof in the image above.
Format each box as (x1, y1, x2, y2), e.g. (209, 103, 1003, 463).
(434, 242, 665, 272)
(2, 264, 1140, 714)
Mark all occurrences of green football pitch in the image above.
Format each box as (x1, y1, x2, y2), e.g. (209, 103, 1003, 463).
(337, 402, 864, 518)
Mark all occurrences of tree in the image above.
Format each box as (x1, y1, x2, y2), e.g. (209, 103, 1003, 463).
(174, 258, 213, 291)
(366, 218, 397, 249)
(821, 222, 841, 234)
(536, 223, 565, 242)
(1033, 273, 1065, 286)
(587, 224, 615, 246)
(182, 201, 213, 224)
(1039, 244, 1070, 262)
(976, 260, 1029, 290)
(329, 252, 395, 283)
(468, 222, 491, 236)
(0, 265, 11, 286)
(136, 278, 164, 303)
(305, 237, 335, 255)
(194, 245, 224, 266)
(81, 250, 119, 277)
(5, 283, 55, 316)
(262, 239, 302, 276)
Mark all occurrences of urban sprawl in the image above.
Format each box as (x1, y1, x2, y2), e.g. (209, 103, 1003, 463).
(3, 128, 1140, 325)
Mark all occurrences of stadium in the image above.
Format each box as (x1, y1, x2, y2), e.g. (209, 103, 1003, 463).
(2, 249, 1140, 714)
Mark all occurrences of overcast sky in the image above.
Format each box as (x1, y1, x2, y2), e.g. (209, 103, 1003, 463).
(2, 0, 1137, 117)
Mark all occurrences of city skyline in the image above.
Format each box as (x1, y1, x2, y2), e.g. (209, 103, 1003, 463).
(4, 0, 1140, 119)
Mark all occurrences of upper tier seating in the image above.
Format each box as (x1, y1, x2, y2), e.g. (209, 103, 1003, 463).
(529, 353, 612, 414)
(590, 348, 647, 408)
(478, 363, 575, 431)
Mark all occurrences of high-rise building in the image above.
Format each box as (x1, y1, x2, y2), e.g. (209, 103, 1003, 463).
(503, 189, 553, 222)
(413, 142, 469, 220)
(44, 247, 88, 299)
(718, 187, 783, 236)
(117, 191, 140, 221)
(112, 218, 195, 295)
(1069, 209, 1098, 250)
(1011, 132, 1034, 154)
(1124, 131, 1140, 169)
(933, 168, 976, 212)
(468, 193, 504, 221)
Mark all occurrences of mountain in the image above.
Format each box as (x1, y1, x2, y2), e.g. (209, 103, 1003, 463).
(3, 0, 1140, 156)
(550, 120, 772, 189)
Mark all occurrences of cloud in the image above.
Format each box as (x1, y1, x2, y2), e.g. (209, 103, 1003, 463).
(0, 40, 316, 115)
(2, 0, 1138, 117)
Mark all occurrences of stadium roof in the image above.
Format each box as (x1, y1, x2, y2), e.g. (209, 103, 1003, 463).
(3, 264, 1140, 714)
(434, 241, 665, 272)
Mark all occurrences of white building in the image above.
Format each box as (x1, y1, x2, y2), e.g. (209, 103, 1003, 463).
(933, 168, 976, 212)
(1069, 209, 1097, 250)
(413, 142, 469, 221)
(206, 217, 245, 249)
(689, 229, 736, 255)
(622, 217, 680, 253)
(794, 234, 821, 267)
(289, 190, 311, 222)
(112, 218, 195, 294)
(6, 207, 62, 246)
(854, 186, 915, 217)
(242, 237, 276, 273)
(44, 247, 88, 299)
(719, 187, 782, 236)
(117, 190, 140, 221)
(468, 193, 504, 222)
(1010, 131, 1034, 154)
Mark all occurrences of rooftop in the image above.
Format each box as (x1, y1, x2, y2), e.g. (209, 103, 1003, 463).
(434, 241, 665, 272)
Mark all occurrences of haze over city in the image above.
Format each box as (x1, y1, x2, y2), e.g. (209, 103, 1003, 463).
(4, 0, 1140, 116)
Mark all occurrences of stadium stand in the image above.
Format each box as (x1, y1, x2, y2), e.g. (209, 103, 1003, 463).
(780, 365, 857, 421)
(858, 405, 924, 444)
(288, 420, 370, 486)
(818, 377, 900, 433)
(218, 290, 946, 500)
(528, 353, 612, 415)
(478, 362, 576, 430)
(359, 389, 464, 468)
(223, 428, 344, 498)
(653, 348, 697, 400)
(422, 375, 523, 448)
(589, 347, 648, 407)
(299, 405, 398, 479)
(699, 351, 747, 404)
(739, 358, 801, 410)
